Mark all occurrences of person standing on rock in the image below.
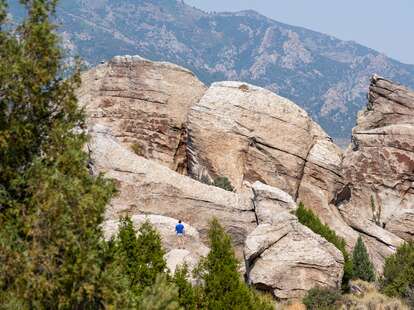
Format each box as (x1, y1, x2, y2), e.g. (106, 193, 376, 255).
(175, 220, 185, 249)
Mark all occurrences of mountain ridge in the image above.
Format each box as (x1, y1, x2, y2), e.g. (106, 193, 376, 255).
(8, 0, 414, 143)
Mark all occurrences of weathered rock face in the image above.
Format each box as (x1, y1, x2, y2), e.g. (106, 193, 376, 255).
(187, 81, 356, 249)
(89, 124, 256, 256)
(89, 123, 345, 299)
(251, 181, 297, 224)
(82, 56, 414, 298)
(187, 81, 326, 194)
(244, 188, 344, 300)
(337, 76, 414, 270)
(298, 139, 359, 250)
(78, 55, 206, 173)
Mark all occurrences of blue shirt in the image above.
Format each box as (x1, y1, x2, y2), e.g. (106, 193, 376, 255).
(175, 223, 184, 234)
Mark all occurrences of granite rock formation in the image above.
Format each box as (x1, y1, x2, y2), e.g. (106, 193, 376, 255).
(89, 124, 256, 256)
(187, 81, 357, 248)
(245, 214, 344, 300)
(245, 183, 344, 300)
(91, 123, 346, 299)
(80, 56, 414, 299)
(337, 75, 414, 270)
(78, 55, 206, 173)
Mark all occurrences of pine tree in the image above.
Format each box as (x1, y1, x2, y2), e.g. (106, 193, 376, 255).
(197, 218, 274, 309)
(113, 216, 142, 297)
(140, 274, 182, 310)
(0, 1, 129, 308)
(352, 236, 375, 282)
(136, 219, 168, 289)
(114, 217, 168, 297)
(173, 264, 197, 310)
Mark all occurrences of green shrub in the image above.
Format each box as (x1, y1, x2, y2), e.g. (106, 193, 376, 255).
(352, 236, 375, 282)
(213, 176, 234, 192)
(381, 241, 414, 307)
(295, 203, 353, 289)
(0, 1, 130, 307)
(302, 287, 341, 310)
(140, 274, 181, 310)
(131, 142, 145, 156)
(251, 290, 275, 310)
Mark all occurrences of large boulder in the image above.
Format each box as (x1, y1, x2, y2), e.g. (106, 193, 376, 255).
(88, 124, 256, 256)
(245, 184, 344, 300)
(251, 181, 297, 224)
(187, 81, 356, 249)
(337, 76, 413, 271)
(78, 55, 206, 173)
(245, 211, 344, 300)
(187, 81, 326, 195)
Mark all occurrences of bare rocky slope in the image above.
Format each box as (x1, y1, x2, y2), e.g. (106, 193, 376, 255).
(79, 56, 414, 300)
(8, 0, 414, 144)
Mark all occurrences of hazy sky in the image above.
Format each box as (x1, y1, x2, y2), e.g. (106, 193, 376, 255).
(185, 0, 414, 65)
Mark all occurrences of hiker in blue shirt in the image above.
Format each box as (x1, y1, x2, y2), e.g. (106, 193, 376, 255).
(175, 220, 185, 249)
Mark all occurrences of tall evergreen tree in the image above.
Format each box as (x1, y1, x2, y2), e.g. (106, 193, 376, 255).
(136, 219, 168, 289)
(0, 1, 129, 308)
(196, 218, 274, 310)
(173, 264, 197, 310)
(113, 216, 142, 298)
(352, 236, 375, 282)
(114, 217, 168, 298)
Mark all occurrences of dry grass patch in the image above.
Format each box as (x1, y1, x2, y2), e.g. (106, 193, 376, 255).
(340, 280, 409, 310)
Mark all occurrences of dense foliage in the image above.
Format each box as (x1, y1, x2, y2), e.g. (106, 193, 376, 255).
(296, 203, 353, 289)
(112, 217, 167, 300)
(0, 0, 129, 308)
(140, 274, 181, 310)
(381, 241, 414, 307)
(196, 218, 274, 310)
(352, 236, 375, 282)
(302, 287, 341, 310)
(173, 265, 197, 310)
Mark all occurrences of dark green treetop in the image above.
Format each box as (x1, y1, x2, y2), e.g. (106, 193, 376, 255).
(196, 218, 274, 310)
(352, 236, 375, 282)
(0, 0, 129, 308)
